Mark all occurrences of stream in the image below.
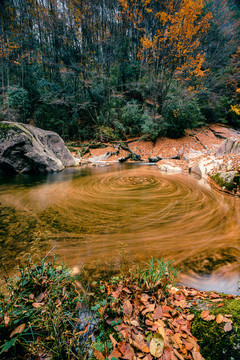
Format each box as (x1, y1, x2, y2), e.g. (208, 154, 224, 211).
(0, 163, 239, 294)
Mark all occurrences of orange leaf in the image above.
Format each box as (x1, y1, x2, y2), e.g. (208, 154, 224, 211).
(204, 314, 215, 321)
(93, 349, 105, 360)
(10, 324, 26, 338)
(216, 314, 223, 324)
(32, 302, 44, 309)
(200, 310, 209, 319)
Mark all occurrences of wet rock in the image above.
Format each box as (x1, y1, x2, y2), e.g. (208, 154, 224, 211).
(89, 151, 112, 162)
(158, 164, 182, 173)
(216, 138, 240, 157)
(211, 171, 240, 192)
(0, 121, 75, 173)
(190, 157, 223, 179)
(148, 156, 162, 163)
(76, 308, 99, 357)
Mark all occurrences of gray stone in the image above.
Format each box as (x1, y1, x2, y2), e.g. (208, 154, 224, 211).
(0, 121, 75, 173)
(216, 138, 240, 157)
(158, 164, 182, 173)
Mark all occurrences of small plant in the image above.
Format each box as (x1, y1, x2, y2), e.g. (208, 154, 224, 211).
(130, 257, 179, 291)
(0, 257, 84, 359)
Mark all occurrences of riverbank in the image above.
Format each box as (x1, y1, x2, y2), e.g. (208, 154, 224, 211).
(0, 259, 239, 360)
(69, 124, 240, 196)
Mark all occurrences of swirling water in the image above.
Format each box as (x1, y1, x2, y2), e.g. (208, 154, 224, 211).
(0, 163, 240, 293)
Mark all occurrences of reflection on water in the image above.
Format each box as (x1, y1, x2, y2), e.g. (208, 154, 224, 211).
(0, 164, 240, 293)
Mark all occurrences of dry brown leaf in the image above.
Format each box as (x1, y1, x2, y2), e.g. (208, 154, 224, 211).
(185, 342, 193, 350)
(173, 348, 184, 360)
(222, 317, 233, 323)
(10, 323, 26, 338)
(32, 302, 44, 309)
(152, 306, 163, 320)
(108, 348, 122, 359)
(200, 310, 209, 319)
(4, 314, 10, 327)
(149, 332, 165, 357)
(171, 333, 182, 348)
(123, 300, 133, 318)
(216, 314, 223, 324)
(224, 322, 233, 332)
(187, 314, 195, 321)
(191, 350, 205, 360)
(130, 320, 139, 327)
(204, 314, 215, 321)
(109, 334, 118, 348)
(93, 349, 105, 360)
(217, 303, 224, 307)
(142, 304, 155, 315)
(122, 347, 135, 360)
(131, 340, 150, 353)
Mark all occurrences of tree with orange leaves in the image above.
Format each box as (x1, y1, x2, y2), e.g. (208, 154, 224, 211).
(118, 0, 211, 110)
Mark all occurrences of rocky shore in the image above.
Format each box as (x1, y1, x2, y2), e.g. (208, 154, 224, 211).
(71, 124, 240, 196)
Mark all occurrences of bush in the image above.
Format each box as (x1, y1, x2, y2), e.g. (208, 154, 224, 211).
(4, 86, 31, 122)
(162, 98, 206, 138)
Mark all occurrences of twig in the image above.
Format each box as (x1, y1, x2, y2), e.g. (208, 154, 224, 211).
(42, 246, 57, 262)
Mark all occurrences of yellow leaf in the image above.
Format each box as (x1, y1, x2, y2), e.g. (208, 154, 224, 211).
(150, 332, 165, 357)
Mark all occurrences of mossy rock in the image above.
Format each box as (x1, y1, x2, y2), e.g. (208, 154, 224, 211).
(191, 298, 240, 360)
(211, 172, 240, 192)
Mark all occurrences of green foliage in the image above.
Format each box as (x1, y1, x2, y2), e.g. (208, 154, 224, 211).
(211, 172, 240, 192)
(162, 98, 206, 138)
(4, 86, 31, 122)
(130, 257, 179, 291)
(0, 259, 83, 359)
(191, 299, 240, 360)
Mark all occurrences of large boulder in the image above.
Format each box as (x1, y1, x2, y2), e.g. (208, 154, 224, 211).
(216, 138, 240, 157)
(0, 122, 75, 173)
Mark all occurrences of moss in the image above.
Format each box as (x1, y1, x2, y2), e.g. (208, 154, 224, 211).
(211, 172, 240, 192)
(191, 298, 240, 360)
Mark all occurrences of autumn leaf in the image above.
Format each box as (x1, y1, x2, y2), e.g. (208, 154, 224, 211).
(204, 314, 215, 321)
(224, 322, 233, 332)
(216, 314, 223, 324)
(32, 302, 44, 309)
(4, 314, 10, 327)
(123, 300, 133, 318)
(152, 306, 163, 320)
(93, 348, 105, 360)
(150, 332, 165, 357)
(200, 310, 209, 319)
(10, 324, 26, 338)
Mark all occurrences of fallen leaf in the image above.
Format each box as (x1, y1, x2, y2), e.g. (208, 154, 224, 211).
(130, 320, 139, 327)
(216, 314, 223, 324)
(131, 340, 149, 353)
(110, 334, 118, 348)
(191, 350, 205, 360)
(152, 306, 163, 320)
(217, 303, 224, 308)
(171, 333, 182, 348)
(32, 302, 44, 309)
(108, 348, 122, 359)
(149, 332, 165, 357)
(173, 348, 184, 360)
(93, 349, 105, 360)
(224, 322, 232, 332)
(185, 342, 193, 350)
(200, 310, 209, 319)
(142, 303, 155, 315)
(10, 324, 26, 338)
(123, 300, 133, 318)
(204, 314, 215, 321)
(187, 314, 195, 321)
(4, 314, 10, 326)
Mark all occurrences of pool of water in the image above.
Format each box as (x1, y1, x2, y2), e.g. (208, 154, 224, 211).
(0, 163, 239, 294)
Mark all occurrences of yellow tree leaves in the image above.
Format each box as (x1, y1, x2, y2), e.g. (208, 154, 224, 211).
(119, 0, 211, 83)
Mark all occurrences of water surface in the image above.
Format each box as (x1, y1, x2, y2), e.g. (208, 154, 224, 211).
(0, 164, 239, 293)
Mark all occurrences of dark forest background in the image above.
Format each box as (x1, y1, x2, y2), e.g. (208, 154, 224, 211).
(0, 0, 240, 141)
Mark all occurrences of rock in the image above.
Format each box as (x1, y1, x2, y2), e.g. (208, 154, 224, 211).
(190, 157, 223, 179)
(216, 138, 240, 157)
(158, 164, 182, 173)
(148, 156, 162, 163)
(89, 152, 112, 162)
(0, 121, 75, 173)
(211, 171, 240, 193)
